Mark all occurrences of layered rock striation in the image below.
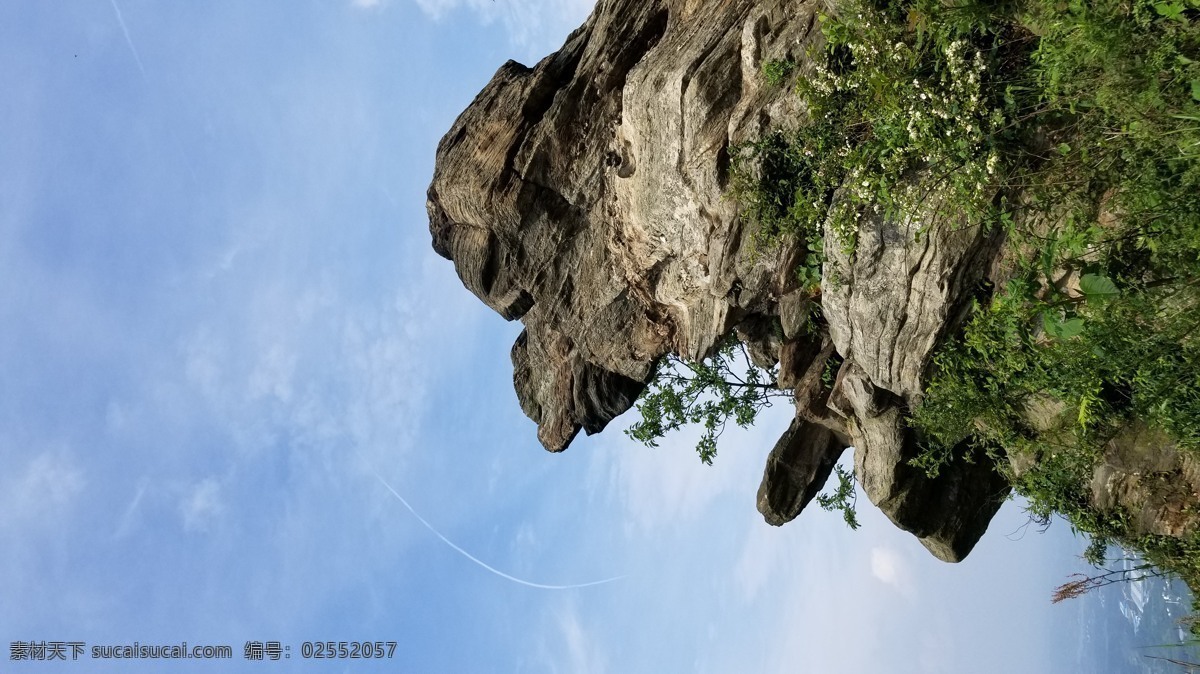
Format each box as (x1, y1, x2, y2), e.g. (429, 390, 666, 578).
(428, 0, 1010, 561)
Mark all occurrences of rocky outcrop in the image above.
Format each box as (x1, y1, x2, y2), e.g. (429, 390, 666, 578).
(428, 0, 1009, 561)
(757, 417, 846, 526)
(1089, 422, 1200, 539)
(820, 192, 1011, 560)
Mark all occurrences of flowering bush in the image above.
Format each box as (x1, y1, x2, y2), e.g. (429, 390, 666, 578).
(732, 0, 1026, 262)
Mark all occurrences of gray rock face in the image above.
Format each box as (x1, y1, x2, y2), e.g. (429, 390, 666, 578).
(429, 0, 1008, 560)
(823, 191, 1004, 402)
(828, 363, 1009, 561)
(1088, 422, 1200, 538)
(429, 0, 820, 449)
(821, 197, 1011, 561)
(757, 416, 846, 526)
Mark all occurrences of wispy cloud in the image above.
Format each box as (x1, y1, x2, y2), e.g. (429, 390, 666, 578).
(409, 0, 596, 56)
(112, 479, 147, 539)
(372, 468, 625, 590)
(870, 545, 916, 598)
(529, 601, 609, 674)
(0, 450, 85, 529)
(558, 603, 608, 674)
(181, 477, 225, 532)
(592, 404, 792, 535)
(734, 521, 787, 603)
(108, 0, 147, 79)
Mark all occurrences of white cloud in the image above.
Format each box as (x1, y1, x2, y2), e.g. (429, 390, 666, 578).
(870, 545, 916, 598)
(246, 342, 297, 404)
(560, 605, 606, 674)
(112, 479, 148, 539)
(409, 0, 596, 56)
(0, 450, 85, 530)
(601, 431, 738, 534)
(533, 602, 608, 674)
(512, 520, 538, 553)
(182, 326, 226, 401)
(756, 553, 889, 674)
(0, 448, 86, 637)
(181, 477, 225, 532)
(105, 399, 128, 434)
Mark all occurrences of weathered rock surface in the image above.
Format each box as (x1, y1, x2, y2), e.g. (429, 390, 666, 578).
(428, 0, 1010, 561)
(1090, 422, 1200, 538)
(757, 416, 846, 526)
(428, 0, 820, 453)
(820, 193, 1011, 559)
(1011, 400, 1200, 541)
(822, 189, 1005, 403)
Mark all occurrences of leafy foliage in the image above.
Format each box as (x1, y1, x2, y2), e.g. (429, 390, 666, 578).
(625, 338, 789, 465)
(725, 0, 1200, 589)
(730, 0, 1030, 257)
(761, 58, 797, 87)
(626, 338, 862, 528)
(816, 464, 861, 529)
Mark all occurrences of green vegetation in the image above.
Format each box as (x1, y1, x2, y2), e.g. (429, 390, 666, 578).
(626, 335, 864, 526)
(623, 0, 1200, 599)
(625, 320, 865, 521)
(723, 0, 1200, 593)
(762, 58, 797, 86)
(816, 464, 861, 529)
(625, 337, 790, 465)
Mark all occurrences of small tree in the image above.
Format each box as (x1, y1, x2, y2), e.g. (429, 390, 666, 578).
(625, 337, 787, 465)
(816, 465, 861, 530)
(625, 336, 862, 527)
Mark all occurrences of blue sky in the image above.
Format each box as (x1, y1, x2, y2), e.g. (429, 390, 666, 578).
(0, 1, 1141, 671)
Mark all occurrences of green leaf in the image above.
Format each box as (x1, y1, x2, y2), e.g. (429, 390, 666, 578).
(1043, 313, 1085, 339)
(1078, 273, 1119, 300)
(1059, 318, 1085, 338)
(1041, 312, 1057, 336)
(1192, 79, 1200, 103)
(1154, 1, 1186, 19)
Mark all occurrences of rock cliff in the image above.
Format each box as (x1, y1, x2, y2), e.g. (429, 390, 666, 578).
(427, 0, 1010, 561)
